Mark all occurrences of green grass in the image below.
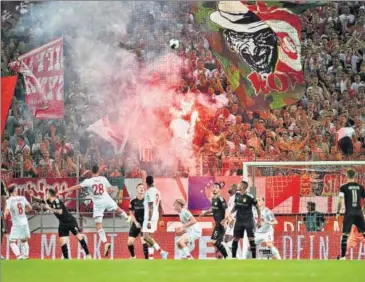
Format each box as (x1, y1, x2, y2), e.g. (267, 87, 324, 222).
(1, 260, 364, 282)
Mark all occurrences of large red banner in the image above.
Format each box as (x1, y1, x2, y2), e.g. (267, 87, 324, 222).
(8, 37, 64, 119)
(1, 217, 364, 260)
(6, 178, 77, 209)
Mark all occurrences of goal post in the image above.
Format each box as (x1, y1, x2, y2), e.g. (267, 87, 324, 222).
(242, 160, 365, 260)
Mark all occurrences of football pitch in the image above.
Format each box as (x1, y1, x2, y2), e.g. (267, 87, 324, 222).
(1, 260, 364, 282)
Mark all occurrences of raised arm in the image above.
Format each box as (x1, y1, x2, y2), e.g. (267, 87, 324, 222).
(199, 208, 213, 218)
(63, 184, 82, 194)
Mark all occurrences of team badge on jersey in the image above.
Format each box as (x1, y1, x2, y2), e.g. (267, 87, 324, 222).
(243, 198, 247, 203)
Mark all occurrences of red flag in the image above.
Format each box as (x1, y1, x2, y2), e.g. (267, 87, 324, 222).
(8, 37, 64, 119)
(1, 76, 17, 136)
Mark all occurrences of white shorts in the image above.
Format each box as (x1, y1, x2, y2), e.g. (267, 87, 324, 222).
(142, 221, 158, 233)
(93, 199, 118, 221)
(255, 232, 274, 245)
(10, 225, 30, 241)
(225, 221, 236, 237)
(186, 229, 202, 243)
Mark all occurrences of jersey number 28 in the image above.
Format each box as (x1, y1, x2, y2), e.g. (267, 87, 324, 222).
(93, 184, 104, 195)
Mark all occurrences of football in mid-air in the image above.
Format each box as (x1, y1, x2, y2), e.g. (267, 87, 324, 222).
(169, 39, 179, 49)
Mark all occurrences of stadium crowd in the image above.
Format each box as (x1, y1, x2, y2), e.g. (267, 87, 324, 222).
(2, 1, 365, 178)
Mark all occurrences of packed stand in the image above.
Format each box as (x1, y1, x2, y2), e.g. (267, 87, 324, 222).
(2, 2, 365, 179)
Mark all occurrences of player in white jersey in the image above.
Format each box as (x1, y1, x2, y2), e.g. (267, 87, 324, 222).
(254, 197, 281, 259)
(223, 184, 238, 256)
(64, 165, 129, 257)
(142, 175, 168, 259)
(4, 184, 32, 259)
(174, 199, 202, 259)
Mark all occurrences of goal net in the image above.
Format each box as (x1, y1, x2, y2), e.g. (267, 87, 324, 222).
(242, 161, 365, 260)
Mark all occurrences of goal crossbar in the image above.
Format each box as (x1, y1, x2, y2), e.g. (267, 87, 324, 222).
(242, 161, 365, 182)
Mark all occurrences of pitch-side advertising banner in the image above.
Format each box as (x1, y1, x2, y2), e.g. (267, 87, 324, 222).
(1, 217, 364, 260)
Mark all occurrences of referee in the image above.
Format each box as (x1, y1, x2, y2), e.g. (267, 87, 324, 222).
(30, 188, 92, 259)
(336, 169, 365, 260)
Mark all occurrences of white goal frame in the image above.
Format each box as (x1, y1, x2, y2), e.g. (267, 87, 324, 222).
(242, 161, 365, 184)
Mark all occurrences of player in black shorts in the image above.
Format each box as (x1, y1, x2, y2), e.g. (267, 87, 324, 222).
(336, 169, 365, 260)
(30, 188, 91, 259)
(1, 181, 7, 259)
(200, 183, 228, 259)
(127, 183, 149, 259)
(226, 181, 261, 259)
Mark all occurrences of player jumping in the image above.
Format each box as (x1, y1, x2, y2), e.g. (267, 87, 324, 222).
(254, 197, 281, 259)
(174, 199, 202, 259)
(200, 182, 228, 259)
(226, 181, 261, 259)
(30, 188, 92, 259)
(142, 175, 168, 259)
(127, 183, 149, 259)
(4, 184, 32, 259)
(336, 169, 365, 260)
(64, 165, 129, 257)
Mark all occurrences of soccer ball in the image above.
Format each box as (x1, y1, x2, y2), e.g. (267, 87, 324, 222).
(169, 39, 179, 50)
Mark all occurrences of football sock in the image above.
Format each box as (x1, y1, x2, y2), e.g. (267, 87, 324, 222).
(148, 247, 155, 259)
(61, 244, 69, 259)
(271, 246, 281, 260)
(249, 240, 257, 259)
(182, 246, 192, 259)
(128, 244, 135, 257)
(214, 240, 228, 258)
(177, 248, 185, 259)
(341, 234, 348, 258)
(143, 243, 149, 259)
(232, 240, 238, 258)
(97, 229, 107, 243)
(10, 242, 20, 257)
(20, 242, 29, 258)
(153, 243, 161, 252)
(79, 238, 90, 255)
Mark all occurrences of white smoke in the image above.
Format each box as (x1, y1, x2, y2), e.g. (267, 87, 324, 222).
(15, 1, 218, 175)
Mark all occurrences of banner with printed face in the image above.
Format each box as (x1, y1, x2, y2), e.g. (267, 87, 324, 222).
(9, 37, 64, 119)
(192, 1, 323, 109)
(1, 216, 364, 260)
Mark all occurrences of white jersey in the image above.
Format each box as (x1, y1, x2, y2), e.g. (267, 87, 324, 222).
(227, 194, 237, 217)
(179, 208, 201, 233)
(254, 207, 275, 233)
(6, 196, 30, 227)
(80, 176, 113, 205)
(144, 187, 161, 222)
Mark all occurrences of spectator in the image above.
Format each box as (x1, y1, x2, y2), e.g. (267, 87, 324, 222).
(303, 202, 326, 232)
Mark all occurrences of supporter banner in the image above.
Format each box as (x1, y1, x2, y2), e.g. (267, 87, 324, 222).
(1, 76, 17, 135)
(9, 37, 64, 119)
(2, 217, 364, 260)
(192, 1, 322, 109)
(8, 178, 77, 209)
